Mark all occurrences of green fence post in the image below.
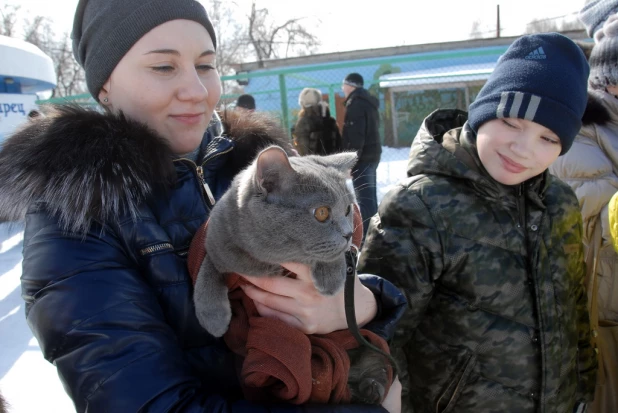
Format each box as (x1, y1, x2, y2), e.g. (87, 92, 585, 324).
(278, 74, 290, 133)
(328, 85, 336, 119)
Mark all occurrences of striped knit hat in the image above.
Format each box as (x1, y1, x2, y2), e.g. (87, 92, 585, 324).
(468, 33, 589, 155)
(589, 15, 618, 90)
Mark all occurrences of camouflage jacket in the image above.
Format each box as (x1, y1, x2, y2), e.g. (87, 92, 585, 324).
(358, 109, 597, 413)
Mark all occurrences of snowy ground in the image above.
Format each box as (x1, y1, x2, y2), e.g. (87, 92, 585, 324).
(0, 147, 410, 412)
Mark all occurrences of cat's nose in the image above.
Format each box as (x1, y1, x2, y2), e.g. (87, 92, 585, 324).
(343, 233, 352, 242)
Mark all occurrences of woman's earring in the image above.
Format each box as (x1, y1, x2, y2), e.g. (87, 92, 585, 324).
(103, 97, 109, 103)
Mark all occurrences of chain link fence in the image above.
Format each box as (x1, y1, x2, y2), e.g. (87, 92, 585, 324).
(216, 41, 512, 198)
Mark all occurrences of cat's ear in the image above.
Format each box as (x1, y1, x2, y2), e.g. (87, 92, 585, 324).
(255, 146, 295, 193)
(315, 151, 358, 174)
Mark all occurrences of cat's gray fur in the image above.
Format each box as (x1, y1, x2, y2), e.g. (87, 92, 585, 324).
(194, 146, 358, 337)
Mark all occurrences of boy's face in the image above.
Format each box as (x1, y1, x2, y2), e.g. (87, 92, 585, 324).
(476, 118, 562, 186)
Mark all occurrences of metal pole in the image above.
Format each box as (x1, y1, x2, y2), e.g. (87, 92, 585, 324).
(465, 85, 470, 109)
(390, 89, 398, 147)
(278, 74, 290, 133)
(496, 4, 501, 38)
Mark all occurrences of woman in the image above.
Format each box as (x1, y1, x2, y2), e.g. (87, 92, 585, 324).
(0, 0, 403, 411)
(549, 16, 618, 413)
(293, 88, 342, 156)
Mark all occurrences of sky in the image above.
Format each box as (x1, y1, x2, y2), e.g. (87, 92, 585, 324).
(8, 0, 588, 56)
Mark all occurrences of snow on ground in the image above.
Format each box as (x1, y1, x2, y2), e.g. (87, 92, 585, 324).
(0, 147, 411, 412)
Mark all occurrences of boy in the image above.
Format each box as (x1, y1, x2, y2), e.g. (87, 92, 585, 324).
(358, 33, 597, 413)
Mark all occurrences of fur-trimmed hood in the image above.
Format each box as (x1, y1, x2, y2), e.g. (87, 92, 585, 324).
(582, 90, 612, 126)
(0, 105, 294, 233)
(218, 109, 296, 174)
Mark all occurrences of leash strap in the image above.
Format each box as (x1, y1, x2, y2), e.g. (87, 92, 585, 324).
(344, 249, 399, 377)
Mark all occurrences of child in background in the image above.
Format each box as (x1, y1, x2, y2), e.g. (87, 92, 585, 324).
(549, 15, 618, 413)
(358, 33, 597, 413)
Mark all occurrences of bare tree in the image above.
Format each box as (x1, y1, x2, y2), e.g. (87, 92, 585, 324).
(22, 15, 86, 97)
(526, 14, 584, 34)
(0, 4, 19, 37)
(207, 0, 248, 77)
(247, 0, 319, 64)
(469, 19, 484, 39)
(51, 33, 87, 98)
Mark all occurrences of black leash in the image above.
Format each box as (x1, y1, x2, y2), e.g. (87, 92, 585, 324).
(344, 249, 399, 377)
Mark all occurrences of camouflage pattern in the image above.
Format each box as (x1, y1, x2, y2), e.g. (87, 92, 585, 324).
(358, 109, 597, 413)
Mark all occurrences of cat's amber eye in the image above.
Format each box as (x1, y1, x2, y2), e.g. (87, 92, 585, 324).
(314, 206, 330, 222)
(345, 204, 352, 216)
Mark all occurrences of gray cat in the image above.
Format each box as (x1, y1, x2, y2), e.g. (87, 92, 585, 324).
(193, 145, 392, 405)
(194, 145, 357, 337)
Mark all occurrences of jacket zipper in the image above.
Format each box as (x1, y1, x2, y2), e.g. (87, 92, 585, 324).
(516, 184, 526, 228)
(172, 158, 214, 208)
(140, 242, 174, 256)
(196, 165, 216, 205)
(516, 183, 549, 410)
(140, 146, 233, 258)
(173, 145, 234, 209)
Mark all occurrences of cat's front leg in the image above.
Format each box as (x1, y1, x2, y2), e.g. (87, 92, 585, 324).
(312, 258, 346, 296)
(193, 255, 231, 337)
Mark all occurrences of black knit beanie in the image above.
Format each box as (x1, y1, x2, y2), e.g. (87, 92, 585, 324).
(72, 0, 217, 101)
(344, 73, 364, 88)
(468, 33, 589, 155)
(236, 94, 256, 110)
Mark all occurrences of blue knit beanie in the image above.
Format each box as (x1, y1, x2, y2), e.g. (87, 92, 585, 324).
(468, 33, 590, 155)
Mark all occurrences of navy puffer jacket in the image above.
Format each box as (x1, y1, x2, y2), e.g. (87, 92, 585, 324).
(0, 106, 405, 413)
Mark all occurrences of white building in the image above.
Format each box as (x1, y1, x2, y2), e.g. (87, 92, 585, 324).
(0, 35, 56, 142)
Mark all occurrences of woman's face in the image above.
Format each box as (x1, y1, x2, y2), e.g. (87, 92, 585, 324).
(99, 20, 221, 154)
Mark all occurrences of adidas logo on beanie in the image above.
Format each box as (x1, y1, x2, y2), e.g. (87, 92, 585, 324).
(525, 47, 546, 60)
(468, 33, 589, 155)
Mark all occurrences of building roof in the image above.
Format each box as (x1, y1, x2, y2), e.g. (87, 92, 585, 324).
(379, 62, 495, 89)
(231, 30, 588, 73)
(0, 35, 56, 93)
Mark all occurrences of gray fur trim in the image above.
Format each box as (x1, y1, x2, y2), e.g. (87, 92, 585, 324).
(218, 109, 297, 176)
(582, 91, 612, 125)
(0, 105, 176, 233)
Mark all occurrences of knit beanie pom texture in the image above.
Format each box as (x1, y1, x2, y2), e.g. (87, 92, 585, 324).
(590, 15, 618, 90)
(299, 88, 322, 108)
(579, 0, 618, 39)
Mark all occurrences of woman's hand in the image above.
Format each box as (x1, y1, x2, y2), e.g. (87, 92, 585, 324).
(240, 262, 378, 335)
(381, 376, 402, 413)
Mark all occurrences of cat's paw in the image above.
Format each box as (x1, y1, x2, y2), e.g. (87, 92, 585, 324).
(312, 261, 346, 296)
(195, 300, 232, 338)
(357, 377, 386, 405)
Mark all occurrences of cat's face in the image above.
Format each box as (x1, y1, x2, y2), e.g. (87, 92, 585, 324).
(244, 147, 358, 262)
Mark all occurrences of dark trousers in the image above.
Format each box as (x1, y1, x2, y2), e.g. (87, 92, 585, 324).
(351, 161, 379, 244)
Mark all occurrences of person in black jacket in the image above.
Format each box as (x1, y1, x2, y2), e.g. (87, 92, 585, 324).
(0, 1, 405, 412)
(341, 73, 382, 242)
